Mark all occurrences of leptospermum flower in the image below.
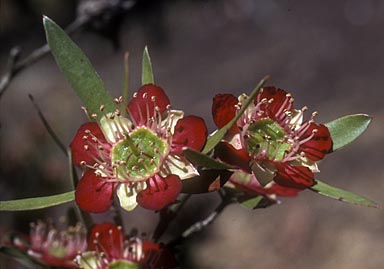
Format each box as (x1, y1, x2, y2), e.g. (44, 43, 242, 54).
(76, 222, 177, 269)
(212, 87, 332, 200)
(71, 84, 207, 212)
(13, 220, 87, 268)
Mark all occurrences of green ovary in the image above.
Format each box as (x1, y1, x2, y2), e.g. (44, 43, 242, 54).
(112, 127, 169, 181)
(246, 118, 291, 161)
(108, 260, 141, 269)
(48, 245, 67, 258)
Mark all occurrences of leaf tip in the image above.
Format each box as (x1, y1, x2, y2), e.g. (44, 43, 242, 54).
(262, 74, 271, 82)
(42, 15, 52, 25)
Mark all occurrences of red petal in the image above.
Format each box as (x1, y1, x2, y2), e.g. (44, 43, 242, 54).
(171, 116, 208, 154)
(299, 122, 333, 161)
(142, 240, 160, 253)
(274, 163, 315, 190)
(137, 175, 182, 210)
(88, 222, 123, 259)
(143, 244, 177, 269)
(70, 122, 107, 166)
(75, 171, 114, 213)
(257, 87, 293, 122)
(215, 142, 251, 173)
(212, 94, 239, 133)
(127, 84, 170, 126)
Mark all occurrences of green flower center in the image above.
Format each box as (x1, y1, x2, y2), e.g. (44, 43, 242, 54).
(112, 127, 169, 181)
(108, 260, 141, 269)
(245, 118, 291, 161)
(48, 244, 67, 258)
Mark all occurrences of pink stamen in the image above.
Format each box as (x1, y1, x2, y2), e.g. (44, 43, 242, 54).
(126, 107, 139, 127)
(275, 93, 291, 118)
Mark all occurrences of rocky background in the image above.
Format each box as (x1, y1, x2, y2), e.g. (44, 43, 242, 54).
(1, 0, 384, 268)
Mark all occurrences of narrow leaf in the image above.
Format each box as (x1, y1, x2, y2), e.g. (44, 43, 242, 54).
(183, 149, 234, 170)
(142, 46, 154, 85)
(224, 186, 275, 210)
(325, 114, 372, 151)
(241, 196, 264, 209)
(202, 75, 269, 154)
(43, 16, 116, 121)
(0, 245, 46, 268)
(0, 191, 75, 211)
(29, 94, 67, 156)
(310, 180, 378, 208)
(121, 51, 130, 116)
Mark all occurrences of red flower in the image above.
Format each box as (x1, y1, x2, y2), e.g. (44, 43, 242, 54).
(71, 84, 207, 212)
(13, 220, 87, 268)
(76, 222, 177, 269)
(212, 87, 332, 201)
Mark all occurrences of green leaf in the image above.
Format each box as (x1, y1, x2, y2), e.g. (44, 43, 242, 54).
(202, 75, 269, 154)
(121, 51, 130, 116)
(142, 46, 154, 85)
(43, 16, 116, 121)
(325, 114, 372, 151)
(223, 186, 275, 210)
(310, 180, 378, 208)
(183, 149, 234, 170)
(241, 196, 264, 209)
(0, 191, 75, 211)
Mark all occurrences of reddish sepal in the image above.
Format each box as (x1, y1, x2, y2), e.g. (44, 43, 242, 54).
(228, 172, 299, 198)
(215, 142, 251, 173)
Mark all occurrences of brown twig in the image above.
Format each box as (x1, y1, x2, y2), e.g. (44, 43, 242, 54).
(0, 18, 86, 100)
(112, 196, 126, 234)
(28, 94, 68, 156)
(152, 194, 191, 242)
(166, 190, 232, 248)
(0, 0, 137, 100)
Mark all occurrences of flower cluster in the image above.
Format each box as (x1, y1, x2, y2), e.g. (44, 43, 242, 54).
(71, 84, 207, 212)
(12, 220, 87, 268)
(1, 20, 375, 269)
(212, 87, 333, 201)
(76, 222, 176, 269)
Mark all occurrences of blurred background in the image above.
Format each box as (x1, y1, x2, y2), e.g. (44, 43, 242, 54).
(1, 0, 384, 268)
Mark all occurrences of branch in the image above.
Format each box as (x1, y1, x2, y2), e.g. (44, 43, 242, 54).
(152, 194, 191, 242)
(28, 94, 68, 156)
(166, 191, 232, 248)
(112, 196, 125, 234)
(0, 0, 137, 100)
(0, 18, 85, 100)
(67, 149, 94, 231)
